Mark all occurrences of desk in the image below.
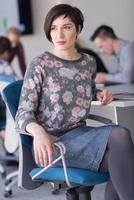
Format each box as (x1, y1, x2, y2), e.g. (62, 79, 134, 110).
(90, 84, 134, 142)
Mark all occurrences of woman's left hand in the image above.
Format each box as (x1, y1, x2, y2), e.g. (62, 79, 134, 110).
(96, 89, 113, 105)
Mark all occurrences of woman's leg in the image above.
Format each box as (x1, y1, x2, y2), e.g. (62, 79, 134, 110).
(99, 148, 120, 200)
(105, 181, 120, 200)
(99, 126, 134, 200)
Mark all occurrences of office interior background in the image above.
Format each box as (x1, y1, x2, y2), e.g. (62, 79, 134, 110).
(14, 0, 134, 75)
(0, 1, 134, 199)
(1, 0, 134, 75)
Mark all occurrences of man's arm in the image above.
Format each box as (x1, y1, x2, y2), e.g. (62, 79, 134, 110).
(107, 42, 134, 83)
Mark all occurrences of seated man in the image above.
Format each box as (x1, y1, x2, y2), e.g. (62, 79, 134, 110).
(90, 25, 134, 84)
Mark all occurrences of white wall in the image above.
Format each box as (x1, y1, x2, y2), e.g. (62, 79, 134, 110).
(20, 0, 134, 70)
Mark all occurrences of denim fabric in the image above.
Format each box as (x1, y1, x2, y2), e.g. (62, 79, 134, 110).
(55, 125, 117, 171)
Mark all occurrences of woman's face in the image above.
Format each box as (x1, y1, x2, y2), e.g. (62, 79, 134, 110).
(50, 15, 79, 51)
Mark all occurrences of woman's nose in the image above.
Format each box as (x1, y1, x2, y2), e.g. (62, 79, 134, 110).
(57, 29, 64, 38)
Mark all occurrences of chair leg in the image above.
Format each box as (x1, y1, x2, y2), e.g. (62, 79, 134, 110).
(66, 187, 79, 200)
(0, 163, 6, 178)
(76, 186, 93, 200)
(4, 178, 17, 197)
(66, 186, 93, 200)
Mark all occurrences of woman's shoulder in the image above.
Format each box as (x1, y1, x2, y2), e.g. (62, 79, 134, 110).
(81, 52, 96, 65)
(30, 51, 48, 62)
(28, 51, 50, 67)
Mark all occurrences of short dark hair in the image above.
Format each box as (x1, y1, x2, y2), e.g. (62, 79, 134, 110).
(0, 36, 12, 54)
(44, 4, 84, 42)
(90, 25, 117, 41)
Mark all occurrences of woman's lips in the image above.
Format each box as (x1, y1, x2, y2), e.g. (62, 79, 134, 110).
(56, 41, 66, 45)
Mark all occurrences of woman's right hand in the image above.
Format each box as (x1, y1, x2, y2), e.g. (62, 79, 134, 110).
(26, 122, 56, 167)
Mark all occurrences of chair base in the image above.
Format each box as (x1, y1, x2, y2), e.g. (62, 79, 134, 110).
(66, 186, 93, 200)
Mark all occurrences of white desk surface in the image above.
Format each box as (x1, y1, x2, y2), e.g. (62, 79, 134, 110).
(92, 99, 134, 108)
(92, 83, 134, 108)
(106, 83, 134, 94)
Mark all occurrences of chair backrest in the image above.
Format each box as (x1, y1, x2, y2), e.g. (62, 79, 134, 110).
(2, 80, 23, 119)
(2, 80, 23, 153)
(0, 75, 17, 133)
(0, 95, 6, 129)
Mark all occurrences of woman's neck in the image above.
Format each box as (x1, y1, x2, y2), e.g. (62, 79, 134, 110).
(50, 48, 81, 61)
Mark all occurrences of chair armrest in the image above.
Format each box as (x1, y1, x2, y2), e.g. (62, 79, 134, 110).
(87, 114, 112, 124)
(31, 142, 71, 187)
(18, 133, 43, 189)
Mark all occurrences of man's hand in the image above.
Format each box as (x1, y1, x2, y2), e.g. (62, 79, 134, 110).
(96, 88, 113, 105)
(95, 72, 108, 83)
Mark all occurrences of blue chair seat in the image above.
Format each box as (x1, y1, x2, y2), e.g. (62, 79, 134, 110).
(30, 167, 109, 185)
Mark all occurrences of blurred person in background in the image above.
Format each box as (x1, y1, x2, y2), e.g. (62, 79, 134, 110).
(91, 25, 134, 84)
(6, 27, 26, 77)
(0, 36, 18, 142)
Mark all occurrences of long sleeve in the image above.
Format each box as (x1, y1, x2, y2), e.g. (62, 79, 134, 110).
(106, 41, 134, 83)
(15, 51, 98, 134)
(15, 58, 45, 132)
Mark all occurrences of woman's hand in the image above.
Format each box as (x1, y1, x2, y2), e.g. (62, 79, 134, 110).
(96, 88, 113, 105)
(33, 131, 56, 167)
(26, 122, 56, 167)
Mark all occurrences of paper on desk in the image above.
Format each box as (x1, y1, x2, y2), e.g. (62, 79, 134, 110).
(113, 92, 134, 100)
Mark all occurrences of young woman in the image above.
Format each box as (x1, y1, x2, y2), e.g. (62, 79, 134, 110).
(15, 4, 134, 200)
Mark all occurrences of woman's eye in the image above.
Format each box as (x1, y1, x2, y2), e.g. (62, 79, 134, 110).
(50, 26, 56, 31)
(64, 26, 71, 30)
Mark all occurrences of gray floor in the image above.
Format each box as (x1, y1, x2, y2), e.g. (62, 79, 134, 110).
(0, 141, 106, 200)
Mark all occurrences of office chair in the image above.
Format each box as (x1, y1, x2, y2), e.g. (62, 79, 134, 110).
(3, 80, 112, 199)
(0, 75, 18, 197)
(0, 107, 6, 178)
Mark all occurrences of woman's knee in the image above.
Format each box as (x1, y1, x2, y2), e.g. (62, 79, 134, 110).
(108, 126, 131, 147)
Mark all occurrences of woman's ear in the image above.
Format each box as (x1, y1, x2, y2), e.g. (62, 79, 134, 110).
(78, 25, 81, 34)
(76, 25, 81, 39)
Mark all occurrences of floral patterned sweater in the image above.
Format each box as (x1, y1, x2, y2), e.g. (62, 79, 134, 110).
(15, 51, 97, 134)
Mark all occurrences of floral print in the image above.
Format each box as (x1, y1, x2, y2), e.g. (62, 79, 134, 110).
(15, 51, 96, 134)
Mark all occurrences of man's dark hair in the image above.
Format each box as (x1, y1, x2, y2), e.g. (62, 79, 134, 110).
(0, 36, 12, 54)
(44, 4, 84, 42)
(90, 25, 118, 41)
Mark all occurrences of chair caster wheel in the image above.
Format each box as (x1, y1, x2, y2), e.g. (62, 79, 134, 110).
(52, 189, 60, 195)
(4, 190, 12, 198)
(5, 179, 12, 185)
